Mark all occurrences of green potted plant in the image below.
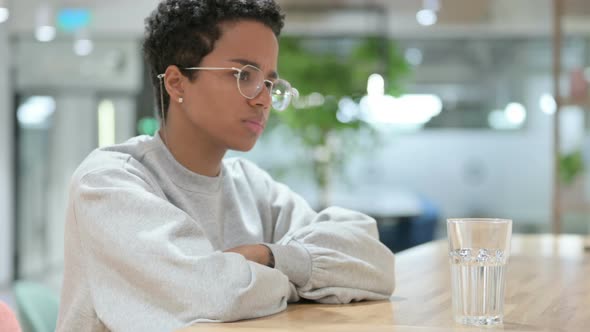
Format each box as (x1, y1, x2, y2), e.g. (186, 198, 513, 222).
(270, 36, 410, 208)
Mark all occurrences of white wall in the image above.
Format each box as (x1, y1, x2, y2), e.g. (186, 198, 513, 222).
(47, 94, 98, 273)
(11, 36, 141, 280)
(371, 75, 552, 224)
(0, 22, 14, 285)
(113, 97, 138, 144)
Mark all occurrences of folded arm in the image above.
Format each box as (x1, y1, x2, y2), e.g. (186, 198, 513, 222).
(243, 160, 396, 304)
(64, 167, 293, 331)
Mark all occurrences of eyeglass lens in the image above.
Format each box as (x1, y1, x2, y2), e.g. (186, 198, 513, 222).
(236, 65, 297, 111)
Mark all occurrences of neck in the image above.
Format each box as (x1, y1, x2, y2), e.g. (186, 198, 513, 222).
(160, 111, 226, 177)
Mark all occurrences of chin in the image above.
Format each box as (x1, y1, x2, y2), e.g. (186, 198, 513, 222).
(229, 140, 257, 152)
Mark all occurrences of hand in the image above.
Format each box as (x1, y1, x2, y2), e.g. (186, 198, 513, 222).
(224, 244, 273, 267)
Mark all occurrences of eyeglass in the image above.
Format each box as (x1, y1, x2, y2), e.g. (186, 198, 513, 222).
(157, 64, 298, 111)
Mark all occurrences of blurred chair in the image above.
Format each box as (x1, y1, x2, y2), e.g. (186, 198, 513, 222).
(377, 195, 439, 252)
(0, 300, 22, 332)
(13, 281, 59, 332)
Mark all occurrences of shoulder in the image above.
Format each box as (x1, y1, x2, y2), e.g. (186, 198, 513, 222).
(70, 136, 158, 192)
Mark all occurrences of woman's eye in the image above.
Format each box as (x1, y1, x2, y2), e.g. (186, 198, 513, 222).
(237, 71, 250, 81)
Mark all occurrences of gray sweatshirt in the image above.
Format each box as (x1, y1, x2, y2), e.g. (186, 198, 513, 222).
(56, 134, 395, 332)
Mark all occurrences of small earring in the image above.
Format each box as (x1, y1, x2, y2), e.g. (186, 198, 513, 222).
(178, 97, 183, 104)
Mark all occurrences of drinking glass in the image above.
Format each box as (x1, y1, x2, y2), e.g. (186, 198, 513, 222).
(447, 218, 512, 326)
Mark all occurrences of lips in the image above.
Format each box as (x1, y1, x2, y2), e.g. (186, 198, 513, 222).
(243, 119, 265, 135)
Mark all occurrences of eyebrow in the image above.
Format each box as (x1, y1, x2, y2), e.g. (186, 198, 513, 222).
(229, 58, 278, 79)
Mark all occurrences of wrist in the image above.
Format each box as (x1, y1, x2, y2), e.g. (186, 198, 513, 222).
(261, 244, 275, 268)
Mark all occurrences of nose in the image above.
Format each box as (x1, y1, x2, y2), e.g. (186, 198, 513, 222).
(247, 84, 272, 110)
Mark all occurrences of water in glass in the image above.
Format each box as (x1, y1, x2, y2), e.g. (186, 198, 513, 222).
(449, 248, 507, 326)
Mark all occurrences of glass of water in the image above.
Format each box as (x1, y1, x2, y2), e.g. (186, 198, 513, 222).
(447, 218, 512, 326)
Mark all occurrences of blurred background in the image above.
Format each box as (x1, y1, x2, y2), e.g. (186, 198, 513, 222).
(1, 0, 590, 329)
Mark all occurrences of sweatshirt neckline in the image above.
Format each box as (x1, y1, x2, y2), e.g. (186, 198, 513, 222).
(151, 132, 224, 194)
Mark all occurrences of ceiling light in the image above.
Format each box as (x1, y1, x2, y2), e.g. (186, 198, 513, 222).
(35, 25, 56, 42)
(416, 9, 437, 26)
(505, 103, 527, 125)
(539, 94, 556, 115)
(0, 7, 9, 23)
(74, 38, 93, 56)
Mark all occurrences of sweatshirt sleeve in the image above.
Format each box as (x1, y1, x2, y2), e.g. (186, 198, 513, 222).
(247, 162, 396, 304)
(61, 165, 294, 331)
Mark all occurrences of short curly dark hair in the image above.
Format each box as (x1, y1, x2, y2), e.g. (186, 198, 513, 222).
(143, 0, 285, 119)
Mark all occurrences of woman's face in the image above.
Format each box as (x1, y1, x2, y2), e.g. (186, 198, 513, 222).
(175, 20, 279, 152)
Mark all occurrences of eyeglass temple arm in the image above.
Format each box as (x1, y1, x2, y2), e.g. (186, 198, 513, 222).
(183, 67, 240, 71)
(157, 67, 240, 78)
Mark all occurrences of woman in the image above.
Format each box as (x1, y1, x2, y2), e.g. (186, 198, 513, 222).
(57, 1, 395, 331)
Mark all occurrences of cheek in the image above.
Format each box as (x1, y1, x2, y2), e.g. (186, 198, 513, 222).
(190, 78, 241, 103)
(185, 84, 243, 122)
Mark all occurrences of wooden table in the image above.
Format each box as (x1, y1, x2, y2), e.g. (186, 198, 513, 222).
(179, 234, 590, 332)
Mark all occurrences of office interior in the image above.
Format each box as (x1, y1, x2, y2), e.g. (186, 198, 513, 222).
(1, 0, 590, 329)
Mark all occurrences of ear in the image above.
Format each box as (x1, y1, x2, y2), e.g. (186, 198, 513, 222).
(163, 65, 185, 103)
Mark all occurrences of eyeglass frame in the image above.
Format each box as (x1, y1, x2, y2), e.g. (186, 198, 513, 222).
(157, 64, 294, 102)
